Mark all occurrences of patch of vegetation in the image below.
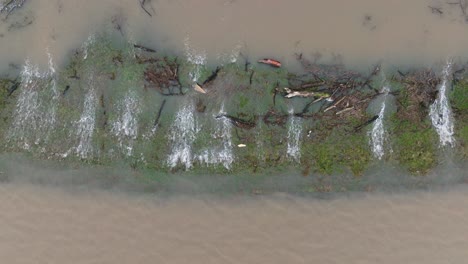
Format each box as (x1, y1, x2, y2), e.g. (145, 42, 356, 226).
(459, 125, 468, 158)
(303, 127, 371, 176)
(389, 71, 441, 174)
(452, 80, 468, 158)
(452, 80, 468, 111)
(0, 79, 9, 111)
(391, 117, 437, 174)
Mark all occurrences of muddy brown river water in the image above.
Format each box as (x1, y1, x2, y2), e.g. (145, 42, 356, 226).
(1, 183, 468, 264)
(2, 0, 468, 72)
(1, 0, 468, 263)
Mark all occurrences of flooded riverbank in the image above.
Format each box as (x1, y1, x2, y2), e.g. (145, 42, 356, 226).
(0, 1, 467, 262)
(1, 182, 468, 263)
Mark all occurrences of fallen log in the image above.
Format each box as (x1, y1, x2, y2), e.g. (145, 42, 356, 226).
(249, 70, 254, 85)
(193, 83, 207, 94)
(258, 58, 281, 68)
(295, 97, 325, 117)
(354, 115, 379, 132)
(336, 107, 354, 115)
(62, 85, 70, 96)
(324, 96, 346, 112)
(7, 80, 20, 97)
(153, 99, 167, 128)
(283, 87, 330, 99)
(134, 44, 156, 53)
(202, 66, 221, 85)
(216, 114, 256, 129)
(139, 0, 153, 17)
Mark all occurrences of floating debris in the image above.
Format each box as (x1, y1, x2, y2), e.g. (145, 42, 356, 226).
(258, 58, 281, 68)
(193, 83, 207, 94)
(283, 87, 330, 99)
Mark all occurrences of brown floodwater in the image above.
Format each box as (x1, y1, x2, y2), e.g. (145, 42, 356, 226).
(1, 1, 468, 262)
(1, 183, 468, 264)
(2, 0, 468, 72)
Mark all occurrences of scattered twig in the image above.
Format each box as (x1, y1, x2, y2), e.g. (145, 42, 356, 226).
(428, 6, 443, 15)
(202, 66, 221, 85)
(294, 99, 319, 117)
(134, 44, 156, 53)
(153, 99, 167, 128)
(397, 70, 407, 77)
(283, 87, 330, 99)
(336, 107, 354, 115)
(272, 87, 278, 106)
(216, 114, 256, 129)
(7, 79, 20, 96)
(354, 115, 379, 132)
(244, 61, 250, 72)
(262, 108, 288, 127)
(139, 0, 153, 17)
(62, 85, 70, 96)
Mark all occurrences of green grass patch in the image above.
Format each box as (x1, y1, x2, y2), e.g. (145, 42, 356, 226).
(391, 118, 437, 175)
(303, 127, 371, 176)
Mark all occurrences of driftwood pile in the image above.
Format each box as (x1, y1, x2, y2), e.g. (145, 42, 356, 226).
(269, 54, 384, 123)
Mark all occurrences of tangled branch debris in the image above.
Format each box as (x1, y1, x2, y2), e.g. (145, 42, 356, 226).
(284, 54, 384, 119)
(143, 57, 183, 95)
(395, 68, 440, 124)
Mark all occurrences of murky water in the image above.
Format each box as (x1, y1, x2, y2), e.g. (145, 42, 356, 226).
(2, 0, 468, 73)
(0, 183, 468, 264)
